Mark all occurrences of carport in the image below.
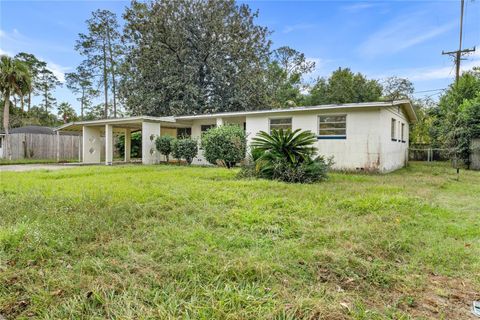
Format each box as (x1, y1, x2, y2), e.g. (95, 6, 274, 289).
(56, 116, 191, 165)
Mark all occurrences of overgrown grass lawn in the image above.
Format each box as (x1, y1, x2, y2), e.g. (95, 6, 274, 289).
(1, 163, 479, 319)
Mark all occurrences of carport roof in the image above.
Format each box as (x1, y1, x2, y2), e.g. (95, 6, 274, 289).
(55, 116, 176, 132)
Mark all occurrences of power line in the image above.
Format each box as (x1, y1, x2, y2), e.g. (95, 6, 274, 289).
(442, 0, 476, 84)
(413, 88, 445, 94)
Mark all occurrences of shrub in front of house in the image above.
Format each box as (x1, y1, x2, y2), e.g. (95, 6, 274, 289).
(201, 125, 247, 168)
(240, 129, 332, 183)
(155, 135, 175, 162)
(116, 132, 142, 158)
(172, 138, 198, 165)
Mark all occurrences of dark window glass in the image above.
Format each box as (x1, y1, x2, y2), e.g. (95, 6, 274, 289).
(177, 128, 192, 138)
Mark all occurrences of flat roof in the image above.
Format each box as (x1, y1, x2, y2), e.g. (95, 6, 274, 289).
(56, 100, 416, 131)
(174, 100, 416, 122)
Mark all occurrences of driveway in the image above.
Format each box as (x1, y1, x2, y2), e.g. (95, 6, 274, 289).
(0, 164, 78, 172)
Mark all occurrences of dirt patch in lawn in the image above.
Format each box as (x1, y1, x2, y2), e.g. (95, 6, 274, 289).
(398, 274, 479, 319)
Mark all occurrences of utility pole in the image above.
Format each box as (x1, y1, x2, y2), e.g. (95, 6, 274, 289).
(442, 0, 476, 83)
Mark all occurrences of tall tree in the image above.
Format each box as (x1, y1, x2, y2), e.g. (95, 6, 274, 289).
(0, 55, 32, 159)
(266, 46, 315, 107)
(65, 64, 98, 120)
(57, 102, 77, 123)
(434, 68, 480, 167)
(37, 67, 61, 115)
(14, 52, 46, 112)
(308, 68, 383, 105)
(76, 9, 121, 118)
(382, 76, 414, 101)
(121, 0, 271, 116)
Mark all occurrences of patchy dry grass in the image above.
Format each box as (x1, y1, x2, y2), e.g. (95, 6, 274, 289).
(0, 162, 479, 319)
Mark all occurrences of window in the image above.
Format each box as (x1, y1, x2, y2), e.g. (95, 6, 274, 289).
(391, 118, 396, 141)
(318, 115, 346, 139)
(177, 128, 192, 138)
(201, 124, 215, 133)
(401, 123, 405, 143)
(269, 118, 292, 132)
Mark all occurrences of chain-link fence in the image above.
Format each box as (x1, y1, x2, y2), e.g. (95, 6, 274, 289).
(409, 146, 449, 162)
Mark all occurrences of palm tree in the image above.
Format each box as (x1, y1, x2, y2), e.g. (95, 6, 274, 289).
(0, 55, 32, 159)
(57, 102, 77, 123)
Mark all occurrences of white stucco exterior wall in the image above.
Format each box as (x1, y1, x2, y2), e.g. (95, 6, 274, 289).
(379, 106, 410, 172)
(142, 121, 161, 164)
(246, 107, 409, 172)
(82, 126, 102, 164)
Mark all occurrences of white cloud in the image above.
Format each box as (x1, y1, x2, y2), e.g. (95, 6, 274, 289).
(46, 61, 70, 83)
(283, 23, 316, 34)
(0, 28, 71, 82)
(374, 48, 480, 82)
(342, 2, 376, 12)
(0, 48, 13, 56)
(358, 12, 456, 58)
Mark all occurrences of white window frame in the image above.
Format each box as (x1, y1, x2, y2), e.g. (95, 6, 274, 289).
(318, 114, 347, 139)
(269, 117, 292, 132)
(391, 118, 397, 141)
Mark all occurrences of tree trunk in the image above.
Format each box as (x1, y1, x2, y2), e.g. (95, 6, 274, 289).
(106, 24, 117, 118)
(44, 88, 48, 114)
(28, 91, 31, 112)
(3, 93, 11, 160)
(20, 95, 25, 112)
(81, 88, 85, 120)
(103, 42, 109, 119)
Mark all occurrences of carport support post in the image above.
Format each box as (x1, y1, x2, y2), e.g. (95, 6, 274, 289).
(142, 121, 161, 164)
(105, 124, 113, 165)
(124, 128, 131, 163)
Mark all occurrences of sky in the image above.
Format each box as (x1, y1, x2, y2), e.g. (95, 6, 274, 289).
(1, 0, 479, 114)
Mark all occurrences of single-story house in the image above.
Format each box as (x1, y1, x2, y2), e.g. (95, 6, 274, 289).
(56, 100, 416, 172)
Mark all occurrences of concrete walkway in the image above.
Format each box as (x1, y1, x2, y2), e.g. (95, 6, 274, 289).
(0, 164, 78, 172)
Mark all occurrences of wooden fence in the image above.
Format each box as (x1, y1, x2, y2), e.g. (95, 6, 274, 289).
(6, 133, 82, 161)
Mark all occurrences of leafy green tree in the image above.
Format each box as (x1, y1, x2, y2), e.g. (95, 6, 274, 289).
(434, 68, 480, 167)
(155, 135, 174, 162)
(0, 55, 32, 158)
(84, 103, 112, 120)
(121, 0, 271, 116)
(201, 125, 246, 168)
(116, 132, 142, 158)
(308, 68, 383, 105)
(382, 76, 414, 101)
(76, 9, 122, 118)
(57, 102, 77, 123)
(266, 46, 315, 107)
(14, 52, 46, 112)
(65, 64, 99, 119)
(172, 138, 198, 165)
(37, 67, 61, 115)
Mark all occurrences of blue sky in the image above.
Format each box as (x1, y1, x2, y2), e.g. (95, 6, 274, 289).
(1, 0, 479, 114)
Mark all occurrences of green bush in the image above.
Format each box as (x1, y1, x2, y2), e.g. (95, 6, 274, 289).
(240, 129, 332, 183)
(172, 138, 198, 165)
(201, 125, 247, 168)
(116, 132, 142, 158)
(155, 135, 175, 162)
